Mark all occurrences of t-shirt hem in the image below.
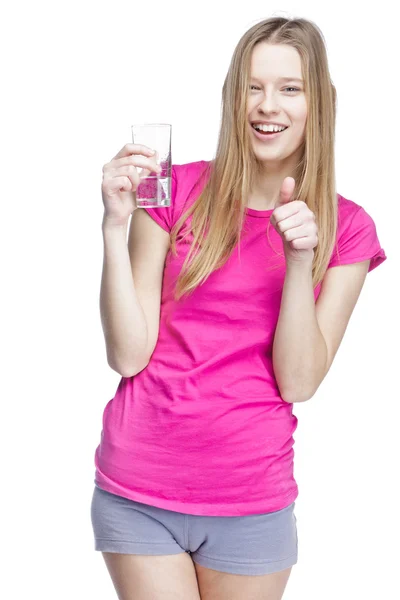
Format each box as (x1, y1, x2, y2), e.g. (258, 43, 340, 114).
(328, 249, 387, 272)
(141, 208, 170, 233)
(94, 476, 298, 516)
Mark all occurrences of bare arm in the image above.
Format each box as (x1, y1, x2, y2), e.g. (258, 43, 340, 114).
(272, 260, 327, 403)
(272, 258, 370, 403)
(100, 210, 170, 377)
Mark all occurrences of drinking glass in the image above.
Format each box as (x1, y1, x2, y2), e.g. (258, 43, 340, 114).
(131, 123, 172, 208)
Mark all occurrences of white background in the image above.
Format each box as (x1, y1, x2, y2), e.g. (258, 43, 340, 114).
(1, 0, 398, 598)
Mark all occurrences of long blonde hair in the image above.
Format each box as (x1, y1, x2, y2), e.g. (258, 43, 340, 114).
(170, 16, 338, 301)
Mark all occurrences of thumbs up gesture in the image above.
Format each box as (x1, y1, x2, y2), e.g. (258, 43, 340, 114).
(270, 177, 318, 264)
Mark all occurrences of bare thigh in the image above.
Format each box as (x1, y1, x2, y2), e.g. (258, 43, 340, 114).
(101, 551, 201, 600)
(194, 563, 292, 600)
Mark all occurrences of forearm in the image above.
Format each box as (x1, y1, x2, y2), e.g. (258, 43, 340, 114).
(272, 261, 327, 403)
(100, 217, 149, 376)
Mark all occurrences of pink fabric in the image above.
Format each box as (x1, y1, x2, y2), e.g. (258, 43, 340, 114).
(94, 160, 387, 516)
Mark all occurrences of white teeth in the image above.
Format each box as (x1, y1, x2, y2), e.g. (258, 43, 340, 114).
(253, 123, 287, 133)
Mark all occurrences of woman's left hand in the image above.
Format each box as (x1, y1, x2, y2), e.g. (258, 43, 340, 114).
(270, 177, 318, 264)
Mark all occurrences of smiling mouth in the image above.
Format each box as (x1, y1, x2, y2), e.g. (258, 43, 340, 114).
(251, 124, 289, 135)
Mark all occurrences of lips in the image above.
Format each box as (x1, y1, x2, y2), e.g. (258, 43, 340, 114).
(250, 124, 288, 142)
(251, 124, 288, 133)
(251, 121, 289, 128)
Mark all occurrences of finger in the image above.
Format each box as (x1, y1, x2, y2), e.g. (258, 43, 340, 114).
(111, 165, 141, 187)
(271, 202, 300, 228)
(104, 175, 135, 193)
(276, 176, 296, 207)
(104, 164, 141, 192)
(106, 155, 161, 174)
(112, 143, 156, 161)
(283, 224, 310, 243)
(276, 213, 304, 234)
(290, 237, 316, 250)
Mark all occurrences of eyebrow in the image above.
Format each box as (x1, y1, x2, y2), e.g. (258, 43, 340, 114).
(251, 76, 304, 83)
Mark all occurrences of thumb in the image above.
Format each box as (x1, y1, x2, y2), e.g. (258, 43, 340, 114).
(275, 177, 296, 208)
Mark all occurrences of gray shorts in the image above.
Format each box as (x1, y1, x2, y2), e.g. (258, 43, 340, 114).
(90, 485, 298, 576)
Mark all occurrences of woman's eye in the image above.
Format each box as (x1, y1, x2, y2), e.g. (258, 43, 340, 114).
(250, 85, 300, 92)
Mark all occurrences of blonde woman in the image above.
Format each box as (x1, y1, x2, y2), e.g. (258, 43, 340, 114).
(91, 16, 387, 600)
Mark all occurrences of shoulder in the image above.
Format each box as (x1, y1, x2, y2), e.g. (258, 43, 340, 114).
(173, 160, 211, 189)
(330, 193, 387, 273)
(142, 160, 211, 234)
(336, 192, 379, 237)
(171, 159, 212, 213)
(337, 193, 363, 223)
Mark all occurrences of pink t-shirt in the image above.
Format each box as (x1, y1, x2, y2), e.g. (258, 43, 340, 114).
(94, 160, 387, 516)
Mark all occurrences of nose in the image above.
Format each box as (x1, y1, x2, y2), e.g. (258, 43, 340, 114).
(256, 92, 280, 114)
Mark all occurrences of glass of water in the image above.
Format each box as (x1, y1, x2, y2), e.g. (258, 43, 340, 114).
(131, 123, 172, 208)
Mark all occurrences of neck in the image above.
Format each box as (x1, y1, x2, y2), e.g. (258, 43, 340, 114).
(247, 153, 301, 210)
(248, 169, 295, 210)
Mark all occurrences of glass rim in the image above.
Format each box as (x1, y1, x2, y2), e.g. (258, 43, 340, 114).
(131, 123, 171, 128)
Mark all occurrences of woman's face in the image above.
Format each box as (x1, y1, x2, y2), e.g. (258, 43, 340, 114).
(247, 43, 308, 166)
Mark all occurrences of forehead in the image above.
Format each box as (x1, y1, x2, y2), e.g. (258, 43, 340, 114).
(250, 43, 303, 80)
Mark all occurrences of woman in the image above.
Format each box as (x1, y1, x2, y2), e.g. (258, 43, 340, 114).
(91, 16, 387, 600)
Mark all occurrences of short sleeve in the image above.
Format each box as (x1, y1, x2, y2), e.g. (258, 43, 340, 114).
(328, 205, 387, 273)
(141, 165, 178, 233)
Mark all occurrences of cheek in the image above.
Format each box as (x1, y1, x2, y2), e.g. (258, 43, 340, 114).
(298, 116, 307, 133)
(289, 97, 307, 120)
(299, 102, 308, 125)
(292, 107, 307, 135)
(247, 99, 256, 115)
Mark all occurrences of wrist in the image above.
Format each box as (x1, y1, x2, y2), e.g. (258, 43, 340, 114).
(102, 214, 130, 232)
(285, 255, 314, 272)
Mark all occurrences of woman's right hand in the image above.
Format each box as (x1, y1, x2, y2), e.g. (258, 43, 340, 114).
(101, 143, 161, 227)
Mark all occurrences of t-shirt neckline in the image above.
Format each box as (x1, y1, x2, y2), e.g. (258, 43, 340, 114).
(245, 207, 275, 218)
